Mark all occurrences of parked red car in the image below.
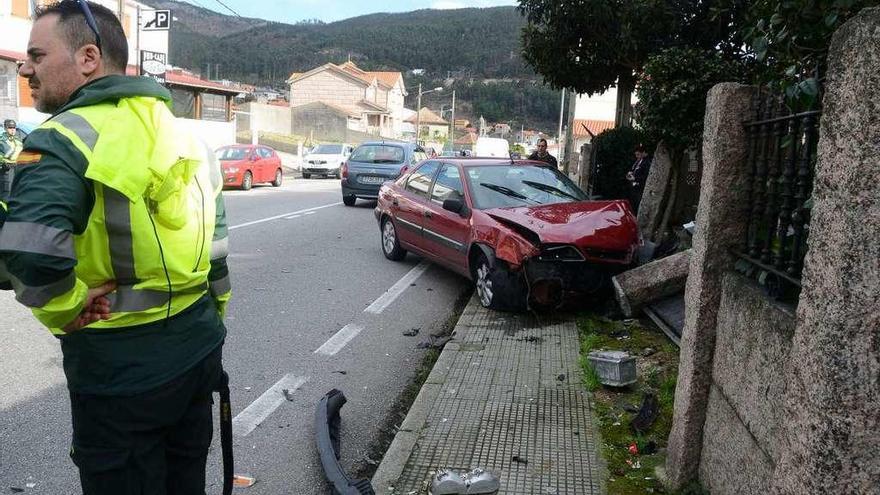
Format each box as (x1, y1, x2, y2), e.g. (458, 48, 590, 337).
(216, 144, 284, 190)
(374, 159, 640, 310)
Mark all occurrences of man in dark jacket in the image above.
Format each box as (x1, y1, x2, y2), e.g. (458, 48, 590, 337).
(527, 138, 558, 168)
(626, 145, 651, 212)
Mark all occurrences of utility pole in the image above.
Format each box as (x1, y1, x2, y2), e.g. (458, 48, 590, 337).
(450, 89, 456, 152)
(117, 0, 124, 22)
(135, 4, 140, 71)
(416, 83, 422, 144)
(557, 88, 565, 154)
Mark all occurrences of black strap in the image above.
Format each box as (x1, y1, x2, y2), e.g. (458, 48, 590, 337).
(217, 370, 234, 495)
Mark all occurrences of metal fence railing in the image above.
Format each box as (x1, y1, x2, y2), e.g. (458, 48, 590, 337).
(734, 93, 820, 302)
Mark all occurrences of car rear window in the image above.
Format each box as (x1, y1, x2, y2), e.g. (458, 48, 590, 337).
(313, 144, 343, 154)
(217, 147, 249, 160)
(350, 145, 405, 164)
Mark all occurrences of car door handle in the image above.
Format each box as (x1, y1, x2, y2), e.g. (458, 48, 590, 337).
(424, 210, 433, 219)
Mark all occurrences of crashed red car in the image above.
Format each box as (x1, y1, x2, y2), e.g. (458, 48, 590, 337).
(374, 158, 640, 310)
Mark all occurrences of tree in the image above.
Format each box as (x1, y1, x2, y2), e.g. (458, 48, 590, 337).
(739, 0, 880, 109)
(517, 0, 750, 126)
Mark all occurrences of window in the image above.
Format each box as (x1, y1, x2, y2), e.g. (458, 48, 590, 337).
(350, 145, 404, 164)
(200, 93, 226, 122)
(216, 147, 249, 161)
(411, 149, 428, 164)
(430, 164, 464, 205)
(313, 144, 343, 154)
(405, 161, 440, 198)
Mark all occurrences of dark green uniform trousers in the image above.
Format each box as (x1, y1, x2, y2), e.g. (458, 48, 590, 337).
(69, 346, 222, 495)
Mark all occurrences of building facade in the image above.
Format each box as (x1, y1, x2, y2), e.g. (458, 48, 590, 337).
(287, 61, 407, 138)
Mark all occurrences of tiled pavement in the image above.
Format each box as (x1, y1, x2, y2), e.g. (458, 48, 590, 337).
(372, 296, 605, 494)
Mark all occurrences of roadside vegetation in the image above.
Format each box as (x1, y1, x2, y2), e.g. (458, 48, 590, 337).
(577, 315, 695, 494)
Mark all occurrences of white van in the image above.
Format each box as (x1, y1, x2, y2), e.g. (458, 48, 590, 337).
(473, 137, 510, 158)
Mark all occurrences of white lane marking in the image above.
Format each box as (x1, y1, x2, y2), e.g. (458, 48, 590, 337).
(304, 211, 316, 215)
(364, 260, 431, 314)
(285, 215, 302, 219)
(232, 374, 308, 437)
(229, 202, 341, 231)
(314, 324, 364, 356)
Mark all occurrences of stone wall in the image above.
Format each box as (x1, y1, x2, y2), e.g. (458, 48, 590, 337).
(666, 8, 880, 494)
(698, 273, 795, 494)
(236, 102, 293, 136)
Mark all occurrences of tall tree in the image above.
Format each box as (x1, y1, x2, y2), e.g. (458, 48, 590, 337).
(517, 0, 749, 126)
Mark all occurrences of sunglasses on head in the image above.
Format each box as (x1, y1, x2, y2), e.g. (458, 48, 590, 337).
(75, 0, 102, 54)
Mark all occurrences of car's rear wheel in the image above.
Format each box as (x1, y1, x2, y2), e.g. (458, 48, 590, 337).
(241, 171, 253, 191)
(342, 195, 356, 206)
(272, 169, 283, 187)
(473, 252, 526, 311)
(381, 218, 407, 261)
(302, 172, 311, 179)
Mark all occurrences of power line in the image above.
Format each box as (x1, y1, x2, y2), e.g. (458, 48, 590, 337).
(209, 0, 243, 18)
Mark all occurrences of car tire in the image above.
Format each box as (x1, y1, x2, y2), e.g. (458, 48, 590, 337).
(241, 171, 253, 191)
(473, 252, 526, 311)
(342, 195, 356, 206)
(302, 173, 311, 179)
(381, 217, 407, 261)
(272, 169, 283, 187)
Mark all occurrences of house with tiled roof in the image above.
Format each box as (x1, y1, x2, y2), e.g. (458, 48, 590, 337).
(286, 61, 407, 138)
(404, 107, 449, 141)
(571, 118, 615, 149)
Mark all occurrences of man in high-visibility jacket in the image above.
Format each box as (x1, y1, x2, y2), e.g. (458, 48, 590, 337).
(0, 2, 231, 493)
(0, 119, 24, 200)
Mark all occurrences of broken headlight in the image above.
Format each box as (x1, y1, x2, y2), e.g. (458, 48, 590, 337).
(537, 244, 585, 262)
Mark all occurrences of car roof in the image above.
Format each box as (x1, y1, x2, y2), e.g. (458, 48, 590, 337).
(439, 158, 552, 168)
(358, 141, 414, 149)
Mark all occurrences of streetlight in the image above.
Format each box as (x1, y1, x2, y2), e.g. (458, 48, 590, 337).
(416, 83, 443, 144)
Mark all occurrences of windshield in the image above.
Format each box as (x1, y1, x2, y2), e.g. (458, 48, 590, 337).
(216, 147, 249, 161)
(312, 144, 343, 154)
(349, 145, 405, 164)
(465, 164, 588, 209)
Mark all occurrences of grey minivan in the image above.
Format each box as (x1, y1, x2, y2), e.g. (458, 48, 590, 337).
(340, 141, 428, 206)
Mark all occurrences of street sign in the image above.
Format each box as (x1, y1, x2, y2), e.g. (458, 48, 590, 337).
(140, 51, 167, 85)
(142, 9, 171, 30)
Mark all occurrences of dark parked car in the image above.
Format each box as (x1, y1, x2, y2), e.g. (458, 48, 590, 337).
(340, 141, 428, 206)
(374, 158, 640, 310)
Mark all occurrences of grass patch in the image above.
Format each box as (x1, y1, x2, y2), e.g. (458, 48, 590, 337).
(576, 313, 694, 494)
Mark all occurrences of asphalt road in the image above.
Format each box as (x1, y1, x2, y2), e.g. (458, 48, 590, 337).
(0, 176, 471, 494)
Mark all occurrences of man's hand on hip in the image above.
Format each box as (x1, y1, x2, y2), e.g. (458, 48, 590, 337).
(63, 281, 117, 333)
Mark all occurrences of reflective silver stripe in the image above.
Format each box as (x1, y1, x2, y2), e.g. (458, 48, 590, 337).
(396, 217, 421, 233)
(9, 271, 76, 307)
(423, 227, 465, 251)
(106, 286, 170, 313)
(53, 111, 99, 150)
(210, 237, 228, 260)
(209, 274, 231, 296)
(0, 221, 75, 259)
(103, 187, 138, 285)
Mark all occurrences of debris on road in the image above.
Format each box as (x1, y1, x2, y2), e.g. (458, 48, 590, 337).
(332, 370, 348, 375)
(556, 373, 566, 382)
(417, 335, 452, 349)
(232, 474, 256, 488)
(630, 392, 659, 434)
(511, 455, 528, 464)
(282, 389, 296, 401)
(402, 327, 420, 337)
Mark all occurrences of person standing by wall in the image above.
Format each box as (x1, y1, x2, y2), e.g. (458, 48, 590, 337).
(0, 119, 24, 200)
(527, 138, 559, 168)
(626, 144, 651, 212)
(0, 2, 231, 493)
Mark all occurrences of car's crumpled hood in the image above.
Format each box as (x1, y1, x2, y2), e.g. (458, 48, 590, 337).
(485, 200, 638, 252)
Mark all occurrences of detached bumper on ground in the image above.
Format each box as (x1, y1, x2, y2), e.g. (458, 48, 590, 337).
(315, 389, 375, 495)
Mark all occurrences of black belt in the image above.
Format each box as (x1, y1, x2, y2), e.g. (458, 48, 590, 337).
(216, 370, 234, 495)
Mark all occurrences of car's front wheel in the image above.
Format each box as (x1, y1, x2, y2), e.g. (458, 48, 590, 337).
(241, 171, 253, 191)
(473, 252, 526, 311)
(381, 218, 407, 261)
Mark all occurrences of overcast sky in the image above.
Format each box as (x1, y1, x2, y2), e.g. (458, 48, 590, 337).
(179, 0, 519, 24)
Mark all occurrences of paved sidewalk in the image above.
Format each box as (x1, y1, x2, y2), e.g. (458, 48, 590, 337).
(373, 296, 605, 494)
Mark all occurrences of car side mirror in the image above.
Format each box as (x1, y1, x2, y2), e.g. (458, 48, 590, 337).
(250, 155, 258, 162)
(442, 198, 468, 216)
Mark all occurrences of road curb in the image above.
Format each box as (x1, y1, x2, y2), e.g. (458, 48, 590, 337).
(370, 298, 472, 494)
